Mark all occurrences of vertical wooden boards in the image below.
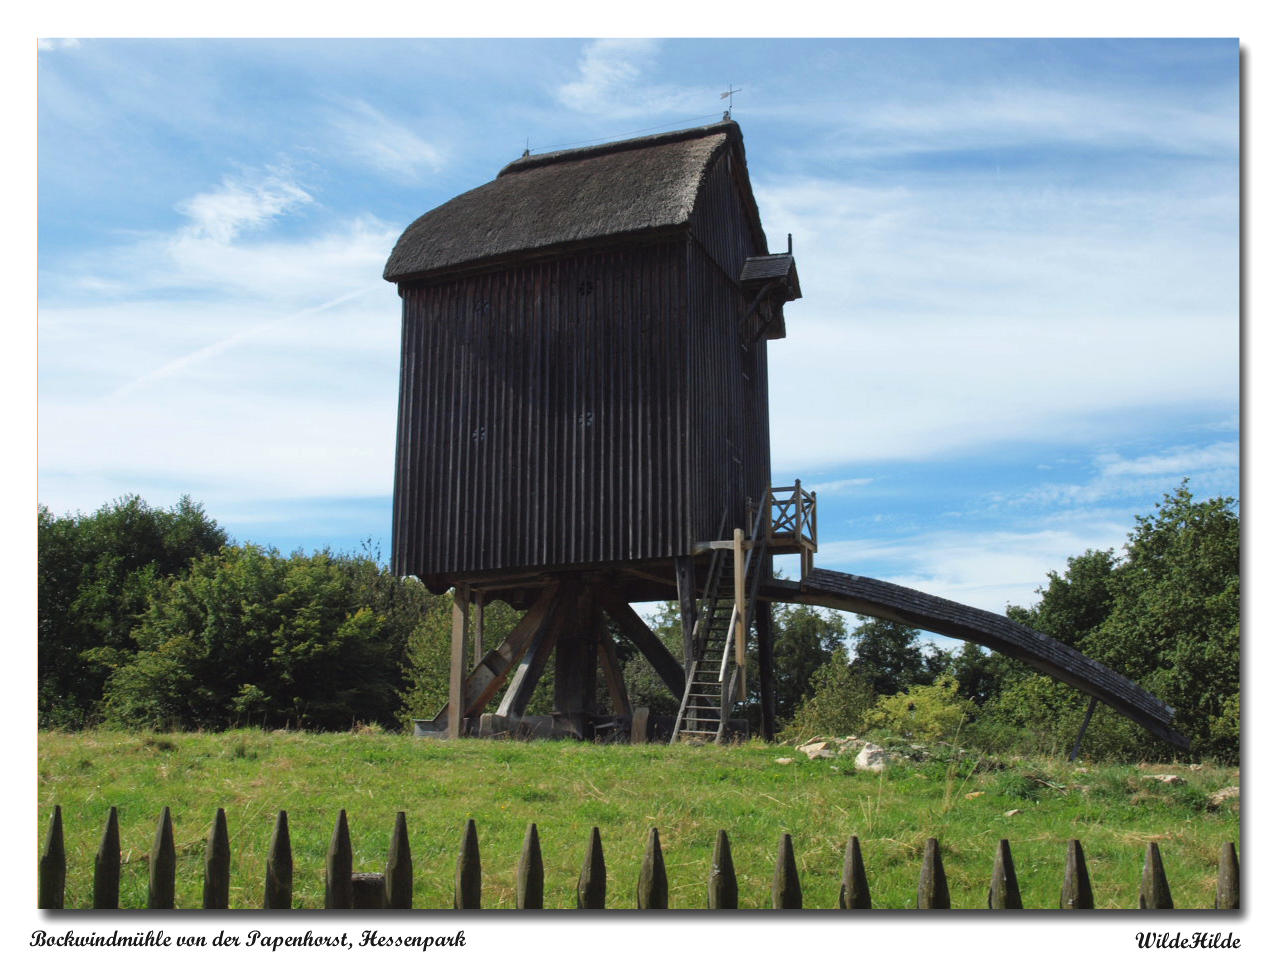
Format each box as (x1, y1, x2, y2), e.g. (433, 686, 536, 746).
(839, 836, 872, 909)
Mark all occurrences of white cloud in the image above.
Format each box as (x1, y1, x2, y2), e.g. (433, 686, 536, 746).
(1003, 442, 1240, 509)
(328, 100, 444, 180)
(557, 39, 707, 119)
(758, 174, 1238, 471)
(37, 38, 81, 52)
(176, 167, 313, 244)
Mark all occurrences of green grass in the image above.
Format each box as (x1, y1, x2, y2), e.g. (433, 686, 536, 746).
(37, 730, 1239, 909)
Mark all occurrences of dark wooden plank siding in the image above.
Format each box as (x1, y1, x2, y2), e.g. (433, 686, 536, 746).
(393, 242, 698, 581)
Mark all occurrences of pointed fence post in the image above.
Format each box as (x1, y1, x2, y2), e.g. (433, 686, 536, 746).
(203, 808, 231, 909)
(1216, 842, 1240, 909)
(38, 805, 65, 909)
(94, 806, 121, 909)
(517, 823, 544, 909)
(917, 838, 950, 909)
(637, 827, 668, 908)
(325, 810, 353, 909)
(1139, 842, 1174, 908)
(455, 819, 481, 909)
(988, 839, 1022, 909)
(708, 829, 738, 909)
(838, 835, 871, 909)
(385, 811, 413, 909)
(149, 807, 176, 909)
(1061, 839, 1094, 909)
(577, 827, 606, 908)
(264, 810, 292, 909)
(772, 833, 802, 909)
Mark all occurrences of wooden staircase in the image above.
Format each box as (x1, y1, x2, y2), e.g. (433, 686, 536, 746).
(670, 495, 771, 744)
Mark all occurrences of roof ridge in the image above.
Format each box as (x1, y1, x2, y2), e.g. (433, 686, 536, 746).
(498, 119, 741, 178)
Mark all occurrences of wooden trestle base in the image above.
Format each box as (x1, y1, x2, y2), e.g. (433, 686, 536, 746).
(422, 574, 744, 742)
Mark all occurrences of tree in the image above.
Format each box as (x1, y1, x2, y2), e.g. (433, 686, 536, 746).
(849, 616, 942, 697)
(782, 645, 878, 741)
(38, 495, 228, 727)
(766, 605, 848, 724)
(992, 482, 1239, 760)
(864, 674, 978, 743)
(103, 544, 431, 731)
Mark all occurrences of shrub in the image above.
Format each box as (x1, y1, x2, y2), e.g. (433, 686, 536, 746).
(782, 645, 877, 742)
(864, 675, 977, 742)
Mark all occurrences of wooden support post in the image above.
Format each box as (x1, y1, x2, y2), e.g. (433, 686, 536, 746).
(1070, 696, 1099, 762)
(839, 836, 872, 909)
(756, 599, 776, 741)
(597, 623, 632, 716)
(553, 587, 594, 739)
(708, 829, 738, 909)
(473, 589, 485, 669)
(601, 592, 685, 700)
(203, 808, 231, 909)
(93, 806, 121, 910)
(149, 807, 176, 909)
(448, 586, 469, 739)
(675, 555, 698, 675)
(733, 527, 746, 676)
(325, 810, 353, 909)
(264, 810, 292, 909)
(497, 595, 568, 724)
(517, 823, 544, 909)
(442, 582, 563, 722)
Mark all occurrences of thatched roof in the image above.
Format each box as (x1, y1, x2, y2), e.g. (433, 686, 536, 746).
(385, 120, 751, 283)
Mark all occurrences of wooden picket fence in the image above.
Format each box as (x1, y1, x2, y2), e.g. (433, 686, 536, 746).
(38, 805, 1240, 910)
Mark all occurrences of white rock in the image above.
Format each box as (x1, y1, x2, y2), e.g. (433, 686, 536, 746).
(855, 743, 888, 772)
(1143, 774, 1187, 786)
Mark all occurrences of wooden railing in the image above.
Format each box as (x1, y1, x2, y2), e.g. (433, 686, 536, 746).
(757, 480, 817, 578)
(38, 805, 1240, 909)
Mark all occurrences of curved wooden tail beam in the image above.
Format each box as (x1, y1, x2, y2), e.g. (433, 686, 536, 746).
(758, 568, 1189, 749)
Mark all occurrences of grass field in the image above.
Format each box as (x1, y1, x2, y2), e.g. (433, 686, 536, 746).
(37, 729, 1239, 910)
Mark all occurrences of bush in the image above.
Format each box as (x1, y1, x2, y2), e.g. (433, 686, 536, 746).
(864, 675, 977, 743)
(782, 646, 877, 742)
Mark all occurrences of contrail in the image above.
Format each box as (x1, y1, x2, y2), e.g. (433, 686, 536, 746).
(109, 285, 382, 399)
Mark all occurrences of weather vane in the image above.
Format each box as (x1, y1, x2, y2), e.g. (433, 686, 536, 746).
(720, 84, 742, 119)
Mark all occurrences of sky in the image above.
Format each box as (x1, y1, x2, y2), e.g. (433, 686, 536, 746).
(37, 37, 1240, 626)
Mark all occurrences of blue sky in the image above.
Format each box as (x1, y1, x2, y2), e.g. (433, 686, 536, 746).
(37, 38, 1240, 625)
